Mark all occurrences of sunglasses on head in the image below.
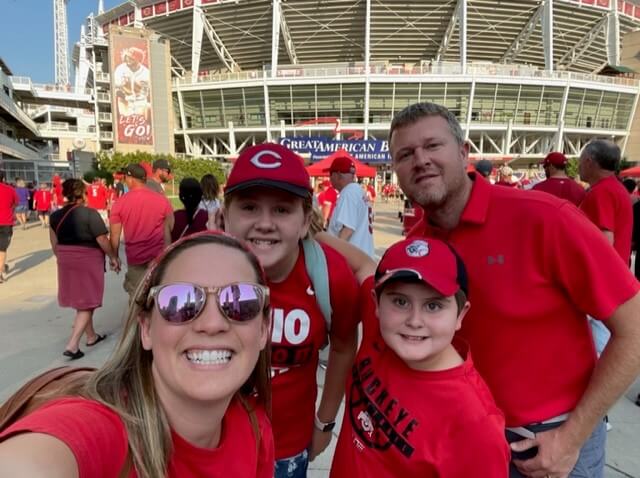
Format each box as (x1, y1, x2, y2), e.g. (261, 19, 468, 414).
(147, 281, 269, 324)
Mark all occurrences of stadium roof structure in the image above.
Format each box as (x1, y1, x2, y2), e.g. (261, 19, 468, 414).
(95, 0, 640, 75)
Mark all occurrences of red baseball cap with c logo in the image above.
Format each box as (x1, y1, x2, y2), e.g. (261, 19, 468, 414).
(224, 143, 313, 198)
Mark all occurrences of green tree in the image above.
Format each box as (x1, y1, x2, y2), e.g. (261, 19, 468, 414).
(95, 151, 227, 187)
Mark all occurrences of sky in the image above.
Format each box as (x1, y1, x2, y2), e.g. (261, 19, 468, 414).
(0, 0, 121, 83)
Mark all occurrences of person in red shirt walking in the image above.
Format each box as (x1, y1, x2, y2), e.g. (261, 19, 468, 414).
(0, 171, 19, 284)
(33, 182, 53, 228)
(532, 152, 586, 206)
(109, 164, 174, 302)
(86, 178, 109, 224)
(387, 102, 640, 478)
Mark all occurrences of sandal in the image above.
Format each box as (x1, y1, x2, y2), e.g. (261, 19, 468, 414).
(63, 349, 85, 360)
(86, 334, 106, 347)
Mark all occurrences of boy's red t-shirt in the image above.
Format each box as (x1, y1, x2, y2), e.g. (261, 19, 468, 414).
(268, 243, 358, 459)
(330, 278, 509, 478)
(0, 397, 274, 478)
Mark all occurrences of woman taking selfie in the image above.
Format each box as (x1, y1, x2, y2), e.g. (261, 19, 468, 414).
(0, 232, 274, 478)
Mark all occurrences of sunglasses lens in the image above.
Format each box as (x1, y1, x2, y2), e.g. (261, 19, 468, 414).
(219, 283, 263, 322)
(156, 284, 205, 323)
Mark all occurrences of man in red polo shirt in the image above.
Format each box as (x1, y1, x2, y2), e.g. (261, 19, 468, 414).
(389, 102, 640, 478)
(0, 171, 19, 284)
(579, 140, 633, 357)
(109, 164, 174, 301)
(532, 151, 586, 207)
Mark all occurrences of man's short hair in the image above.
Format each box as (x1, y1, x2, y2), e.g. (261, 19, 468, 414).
(389, 102, 465, 146)
(582, 139, 621, 172)
(0, 171, 5, 183)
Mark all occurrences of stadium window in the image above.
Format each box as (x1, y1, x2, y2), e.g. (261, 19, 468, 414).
(523, 112, 531, 125)
(586, 117, 592, 128)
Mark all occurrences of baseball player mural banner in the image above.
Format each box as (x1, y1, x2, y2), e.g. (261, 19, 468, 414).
(109, 28, 154, 147)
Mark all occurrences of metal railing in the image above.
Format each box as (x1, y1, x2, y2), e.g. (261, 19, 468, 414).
(98, 112, 112, 122)
(97, 92, 111, 102)
(0, 90, 40, 134)
(175, 61, 640, 89)
(37, 122, 96, 134)
(99, 130, 113, 140)
(10, 76, 93, 96)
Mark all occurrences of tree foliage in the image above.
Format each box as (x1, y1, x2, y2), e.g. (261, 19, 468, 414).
(95, 151, 228, 185)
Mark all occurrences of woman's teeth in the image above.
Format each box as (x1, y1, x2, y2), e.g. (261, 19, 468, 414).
(186, 349, 232, 365)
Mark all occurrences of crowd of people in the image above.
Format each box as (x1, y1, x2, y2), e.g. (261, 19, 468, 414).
(0, 101, 639, 478)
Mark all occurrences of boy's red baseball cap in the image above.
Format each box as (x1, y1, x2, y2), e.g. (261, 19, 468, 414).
(224, 143, 313, 198)
(375, 237, 468, 296)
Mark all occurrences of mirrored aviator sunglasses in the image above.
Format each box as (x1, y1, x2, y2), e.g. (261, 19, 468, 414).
(147, 282, 269, 324)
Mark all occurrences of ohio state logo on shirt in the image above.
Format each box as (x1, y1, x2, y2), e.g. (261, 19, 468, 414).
(270, 307, 314, 368)
(250, 150, 282, 169)
(349, 356, 419, 459)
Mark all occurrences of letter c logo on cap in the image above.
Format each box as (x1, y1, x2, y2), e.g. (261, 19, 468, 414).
(250, 150, 282, 169)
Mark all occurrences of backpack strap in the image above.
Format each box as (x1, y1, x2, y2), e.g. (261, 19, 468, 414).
(302, 239, 332, 332)
(0, 366, 95, 431)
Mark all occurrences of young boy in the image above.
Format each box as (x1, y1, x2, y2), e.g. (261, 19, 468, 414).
(329, 237, 509, 477)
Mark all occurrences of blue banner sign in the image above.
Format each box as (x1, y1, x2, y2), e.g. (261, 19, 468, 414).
(279, 136, 391, 163)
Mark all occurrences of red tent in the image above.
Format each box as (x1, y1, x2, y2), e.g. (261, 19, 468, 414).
(619, 166, 640, 178)
(305, 149, 377, 178)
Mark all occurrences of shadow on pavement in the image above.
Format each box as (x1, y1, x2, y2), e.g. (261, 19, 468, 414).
(7, 249, 54, 280)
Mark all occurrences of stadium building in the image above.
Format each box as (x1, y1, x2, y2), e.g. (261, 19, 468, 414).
(74, 0, 640, 171)
(3, 0, 640, 182)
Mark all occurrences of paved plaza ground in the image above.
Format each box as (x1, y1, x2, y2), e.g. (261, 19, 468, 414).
(0, 201, 639, 477)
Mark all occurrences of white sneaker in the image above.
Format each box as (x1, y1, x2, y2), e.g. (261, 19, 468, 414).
(606, 421, 613, 432)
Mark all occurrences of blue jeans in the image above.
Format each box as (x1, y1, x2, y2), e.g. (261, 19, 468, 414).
(274, 449, 309, 478)
(507, 420, 606, 477)
(589, 317, 611, 356)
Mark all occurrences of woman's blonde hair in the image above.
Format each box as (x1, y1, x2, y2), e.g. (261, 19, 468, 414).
(80, 232, 272, 478)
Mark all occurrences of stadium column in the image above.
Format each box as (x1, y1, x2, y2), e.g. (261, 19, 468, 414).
(364, 0, 371, 139)
(607, 0, 620, 66)
(271, 0, 281, 78)
(192, 0, 204, 83)
(542, 0, 554, 72)
(459, 0, 467, 74)
(556, 83, 570, 151)
(133, 4, 142, 28)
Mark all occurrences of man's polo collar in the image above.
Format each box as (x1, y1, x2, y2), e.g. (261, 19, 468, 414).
(459, 172, 490, 225)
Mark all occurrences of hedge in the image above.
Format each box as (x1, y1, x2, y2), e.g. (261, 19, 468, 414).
(95, 151, 227, 186)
